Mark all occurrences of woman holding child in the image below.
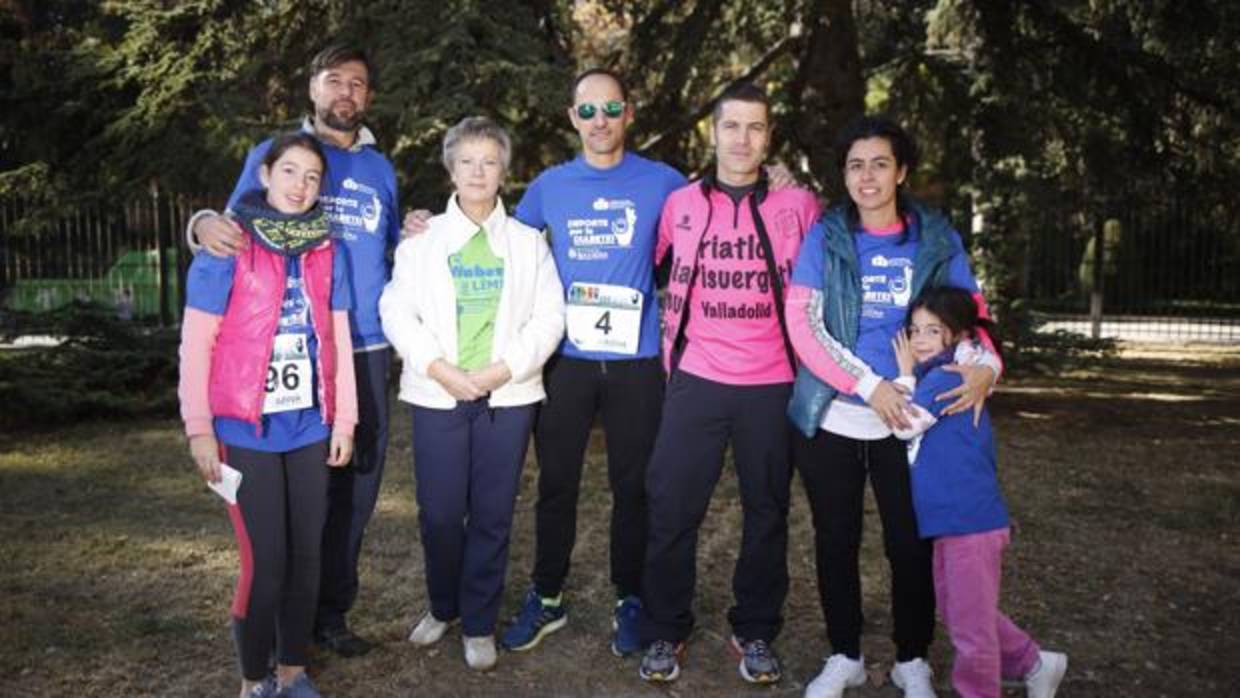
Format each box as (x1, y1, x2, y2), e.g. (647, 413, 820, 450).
(786, 115, 1035, 698)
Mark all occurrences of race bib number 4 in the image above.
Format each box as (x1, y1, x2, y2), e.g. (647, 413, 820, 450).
(566, 282, 643, 355)
(263, 333, 314, 414)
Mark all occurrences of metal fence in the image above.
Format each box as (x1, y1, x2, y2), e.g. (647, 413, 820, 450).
(0, 190, 223, 324)
(3, 186, 1238, 343)
(1021, 185, 1240, 343)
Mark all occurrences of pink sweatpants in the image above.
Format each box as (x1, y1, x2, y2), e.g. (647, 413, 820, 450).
(933, 528, 1041, 698)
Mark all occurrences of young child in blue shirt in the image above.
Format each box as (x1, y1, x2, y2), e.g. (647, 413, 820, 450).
(892, 286, 1067, 698)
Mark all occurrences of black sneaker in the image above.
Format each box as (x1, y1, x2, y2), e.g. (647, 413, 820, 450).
(728, 634, 782, 684)
(314, 626, 373, 657)
(639, 640, 685, 683)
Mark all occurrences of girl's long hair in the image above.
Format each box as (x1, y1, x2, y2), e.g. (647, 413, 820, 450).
(906, 286, 1002, 362)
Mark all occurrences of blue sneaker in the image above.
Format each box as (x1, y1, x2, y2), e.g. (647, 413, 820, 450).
(245, 677, 278, 698)
(275, 672, 322, 698)
(611, 595, 642, 656)
(500, 589, 567, 651)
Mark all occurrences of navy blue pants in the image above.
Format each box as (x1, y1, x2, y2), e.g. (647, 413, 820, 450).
(316, 348, 390, 634)
(412, 400, 535, 636)
(640, 371, 793, 645)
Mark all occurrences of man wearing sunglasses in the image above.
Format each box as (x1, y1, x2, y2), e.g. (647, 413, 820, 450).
(499, 68, 687, 659)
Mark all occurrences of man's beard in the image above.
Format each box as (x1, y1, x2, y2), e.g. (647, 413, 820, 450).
(317, 103, 364, 132)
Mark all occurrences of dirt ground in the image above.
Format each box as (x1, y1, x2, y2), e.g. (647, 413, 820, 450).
(2, 343, 1237, 697)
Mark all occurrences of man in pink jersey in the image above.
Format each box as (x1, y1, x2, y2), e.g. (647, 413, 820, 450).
(636, 83, 821, 686)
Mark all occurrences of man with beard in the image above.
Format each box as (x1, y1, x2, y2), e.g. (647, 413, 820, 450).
(185, 44, 400, 657)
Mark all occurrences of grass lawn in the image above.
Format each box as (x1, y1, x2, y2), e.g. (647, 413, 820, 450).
(2, 343, 1237, 697)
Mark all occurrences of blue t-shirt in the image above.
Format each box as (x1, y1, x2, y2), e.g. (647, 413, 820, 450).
(515, 152, 685, 360)
(228, 136, 400, 350)
(907, 359, 1010, 538)
(791, 222, 979, 399)
(186, 246, 352, 452)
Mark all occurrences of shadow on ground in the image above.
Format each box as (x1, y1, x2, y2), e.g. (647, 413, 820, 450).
(2, 343, 1237, 696)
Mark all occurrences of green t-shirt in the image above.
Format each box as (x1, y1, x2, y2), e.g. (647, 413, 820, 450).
(449, 228, 505, 371)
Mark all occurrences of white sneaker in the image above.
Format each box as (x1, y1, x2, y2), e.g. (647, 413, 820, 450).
(408, 612, 453, 646)
(804, 653, 866, 698)
(1024, 650, 1068, 698)
(890, 657, 937, 698)
(463, 635, 497, 671)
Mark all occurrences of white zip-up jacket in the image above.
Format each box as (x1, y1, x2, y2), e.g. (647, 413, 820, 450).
(380, 194, 565, 409)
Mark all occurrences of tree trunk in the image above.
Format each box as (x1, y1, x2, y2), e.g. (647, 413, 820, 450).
(787, 0, 865, 199)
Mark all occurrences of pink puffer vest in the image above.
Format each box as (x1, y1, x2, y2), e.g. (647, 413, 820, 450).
(208, 234, 337, 431)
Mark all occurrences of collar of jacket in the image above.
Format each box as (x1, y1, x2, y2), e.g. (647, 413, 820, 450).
(819, 197, 957, 271)
(299, 117, 378, 153)
(441, 193, 510, 258)
(914, 347, 957, 380)
(907, 200, 956, 266)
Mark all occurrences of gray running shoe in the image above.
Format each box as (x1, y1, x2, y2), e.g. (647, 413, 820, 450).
(729, 635, 782, 684)
(639, 640, 685, 682)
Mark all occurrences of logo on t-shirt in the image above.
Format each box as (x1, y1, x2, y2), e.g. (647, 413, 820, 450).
(564, 198, 639, 261)
(862, 254, 914, 317)
(321, 177, 383, 239)
(775, 209, 802, 238)
(278, 276, 310, 330)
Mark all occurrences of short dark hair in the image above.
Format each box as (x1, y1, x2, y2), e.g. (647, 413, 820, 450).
(262, 131, 328, 176)
(570, 68, 629, 104)
(835, 115, 920, 234)
(310, 44, 376, 90)
(712, 82, 770, 123)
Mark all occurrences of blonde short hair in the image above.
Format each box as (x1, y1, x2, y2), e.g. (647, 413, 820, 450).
(442, 116, 512, 173)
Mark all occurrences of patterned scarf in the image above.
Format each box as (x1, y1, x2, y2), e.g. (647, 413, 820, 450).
(230, 189, 331, 256)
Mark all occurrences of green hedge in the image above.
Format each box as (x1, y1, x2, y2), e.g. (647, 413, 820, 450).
(0, 302, 180, 431)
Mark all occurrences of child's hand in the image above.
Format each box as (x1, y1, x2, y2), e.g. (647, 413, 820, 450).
(189, 434, 222, 483)
(892, 330, 915, 376)
(327, 432, 353, 467)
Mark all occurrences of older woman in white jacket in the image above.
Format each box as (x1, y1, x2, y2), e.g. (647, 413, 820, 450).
(379, 116, 564, 671)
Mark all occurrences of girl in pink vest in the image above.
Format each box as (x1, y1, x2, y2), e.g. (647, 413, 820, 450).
(179, 132, 358, 698)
